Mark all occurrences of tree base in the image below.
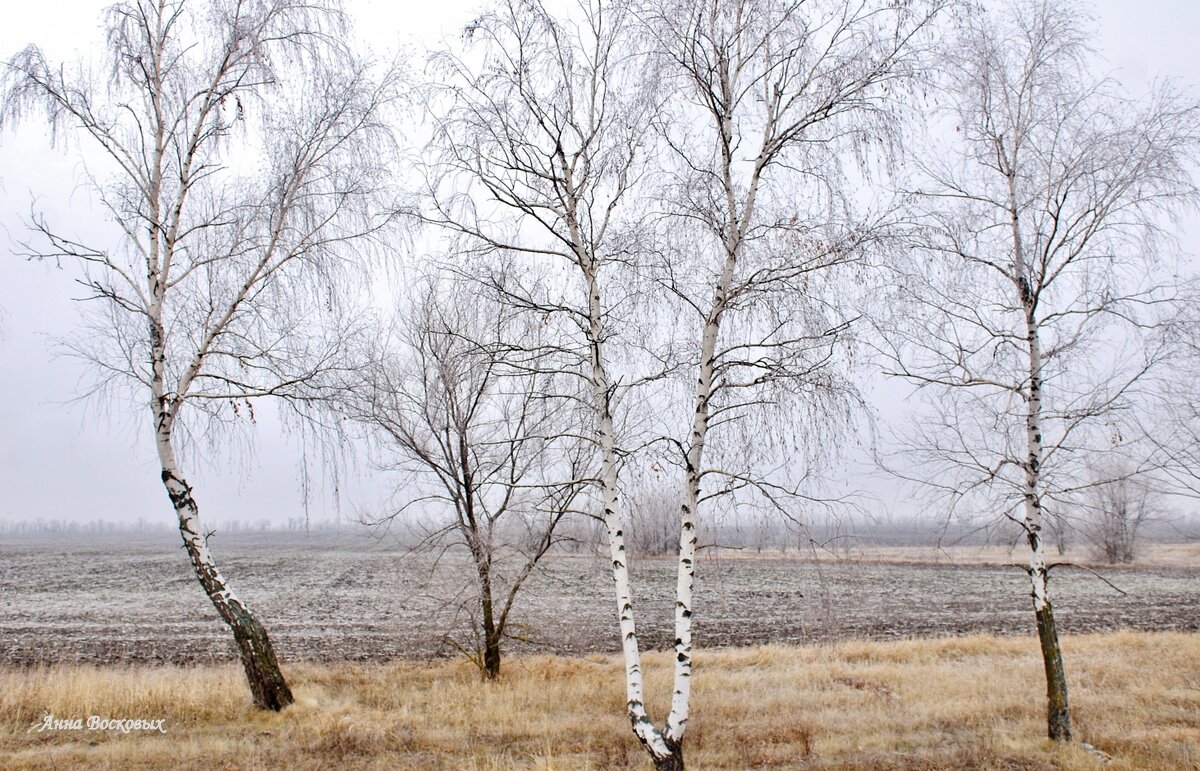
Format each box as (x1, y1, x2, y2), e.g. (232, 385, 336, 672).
(232, 609, 294, 711)
(1035, 604, 1071, 742)
(652, 738, 684, 771)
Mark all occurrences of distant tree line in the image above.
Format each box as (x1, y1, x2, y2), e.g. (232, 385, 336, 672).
(0, 517, 361, 535)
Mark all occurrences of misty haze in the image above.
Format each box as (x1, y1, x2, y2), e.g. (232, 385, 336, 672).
(2, 0, 1199, 769)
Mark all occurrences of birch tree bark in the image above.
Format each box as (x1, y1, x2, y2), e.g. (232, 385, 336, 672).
(876, 0, 1199, 741)
(641, 1, 945, 755)
(3, 0, 401, 709)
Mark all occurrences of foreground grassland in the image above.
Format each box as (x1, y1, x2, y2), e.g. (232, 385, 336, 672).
(2, 632, 1197, 770)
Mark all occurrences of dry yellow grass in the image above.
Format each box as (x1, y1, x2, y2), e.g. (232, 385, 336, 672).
(2, 632, 1197, 769)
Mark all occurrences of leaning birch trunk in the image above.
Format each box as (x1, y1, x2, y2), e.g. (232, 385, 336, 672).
(156, 440, 294, 710)
(0, 0, 396, 716)
(151, 346, 293, 711)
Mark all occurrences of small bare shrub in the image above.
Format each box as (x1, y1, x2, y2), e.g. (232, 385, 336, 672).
(1080, 470, 1163, 564)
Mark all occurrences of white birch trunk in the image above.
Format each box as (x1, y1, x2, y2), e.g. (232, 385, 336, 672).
(1022, 317, 1050, 613)
(1010, 171, 1072, 741)
(1009, 166, 1049, 603)
(149, 309, 293, 710)
(659, 69, 765, 746)
(665, 248, 737, 744)
(584, 269, 673, 760)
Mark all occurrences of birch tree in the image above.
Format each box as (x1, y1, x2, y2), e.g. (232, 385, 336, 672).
(423, 0, 688, 763)
(2, 0, 400, 709)
(636, 1, 944, 763)
(878, 0, 1199, 741)
(347, 276, 587, 679)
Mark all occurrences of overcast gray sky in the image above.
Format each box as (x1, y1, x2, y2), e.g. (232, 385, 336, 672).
(1, 0, 1198, 526)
